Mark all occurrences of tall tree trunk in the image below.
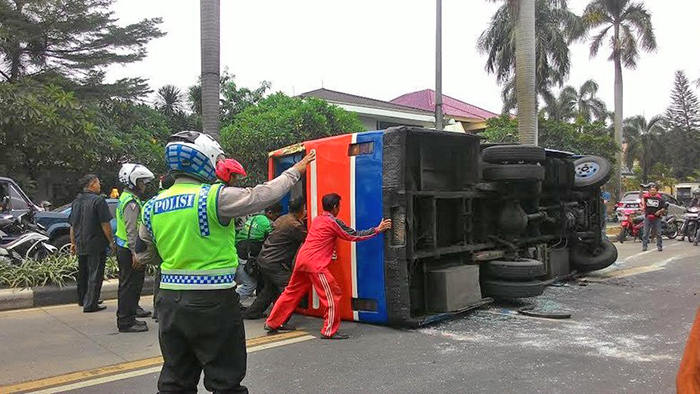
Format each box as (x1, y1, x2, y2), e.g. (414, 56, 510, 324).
(613, 27, 623, 201)
(200, 0, 220, 139)
(515, 0, 537, 145)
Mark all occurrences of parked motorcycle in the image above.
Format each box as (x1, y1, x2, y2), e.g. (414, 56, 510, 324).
(681, 206, 700, 243)
(618, 213, 645, 243)
(0, 213, 57, 264)
(662, 214, 679, 239)
(618, 212, 676, 243)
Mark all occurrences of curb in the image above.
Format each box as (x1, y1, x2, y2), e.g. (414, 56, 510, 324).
(0, 276, 155, 312)
(606, 225, 621, 237)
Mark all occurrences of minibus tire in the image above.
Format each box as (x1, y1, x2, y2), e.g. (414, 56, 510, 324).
(484, 259, 545, 280)
(483, 164, 545, 181)
(482, 145, 545, 164)
(480, 279, 545, 299)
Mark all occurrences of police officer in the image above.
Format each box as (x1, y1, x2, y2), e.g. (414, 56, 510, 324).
(151, 172, 177, 323)
(136, 131, 314, 393)
(115, 163, 154, 333)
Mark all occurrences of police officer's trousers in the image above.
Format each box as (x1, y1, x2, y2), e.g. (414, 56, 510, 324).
(157, 288, 248, 394)
(116, 246, 145, 329)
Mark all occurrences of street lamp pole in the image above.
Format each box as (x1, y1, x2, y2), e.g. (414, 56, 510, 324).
(435, 0, 443, 131)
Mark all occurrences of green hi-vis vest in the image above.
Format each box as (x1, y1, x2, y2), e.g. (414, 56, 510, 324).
(115, 190, 142, 248)
(143, 183, 237, 290)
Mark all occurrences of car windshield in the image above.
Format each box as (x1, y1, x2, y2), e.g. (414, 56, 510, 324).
(53, 203, 71, 212)
(621, 192, 640, 202)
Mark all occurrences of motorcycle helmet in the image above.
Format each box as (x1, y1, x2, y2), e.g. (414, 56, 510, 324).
(159, 172, 176, 190)
(165, 131, 224, 183)
(216, 158, 247, 184)
(119, 163, 155, 190)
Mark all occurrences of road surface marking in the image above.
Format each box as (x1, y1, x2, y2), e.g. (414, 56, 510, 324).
(28, 334, 315, 394)
(0, 331, 312, 394)
(589, 256, 681, 280)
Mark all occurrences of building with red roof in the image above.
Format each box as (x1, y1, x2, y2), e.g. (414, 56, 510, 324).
(391, 89, 500, 132)
(299, 88, 500, 133)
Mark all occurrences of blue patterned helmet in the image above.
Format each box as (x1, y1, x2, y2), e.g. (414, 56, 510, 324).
(165, 131, 224, 183)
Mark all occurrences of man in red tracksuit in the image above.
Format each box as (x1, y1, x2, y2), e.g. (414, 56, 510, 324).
(264, 193, 391, 339)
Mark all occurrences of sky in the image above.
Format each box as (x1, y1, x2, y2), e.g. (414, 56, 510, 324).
(108, 0, 700, 119)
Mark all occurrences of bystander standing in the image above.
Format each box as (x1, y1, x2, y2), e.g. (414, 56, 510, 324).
(69, 174, 115, 313)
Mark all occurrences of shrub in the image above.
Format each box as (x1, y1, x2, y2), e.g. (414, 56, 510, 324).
(0, 255, 156, 289)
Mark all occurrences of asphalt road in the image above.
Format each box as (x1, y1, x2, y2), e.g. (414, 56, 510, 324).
(6, 240, 700, 393)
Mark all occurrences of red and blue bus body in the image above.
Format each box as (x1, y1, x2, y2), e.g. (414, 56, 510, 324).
(269, 131, 389, 324)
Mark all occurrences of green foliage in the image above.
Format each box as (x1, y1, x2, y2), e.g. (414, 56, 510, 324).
(665, 71, 700, 133)
(483, 115, 619, 164)
(186, 69, 271, 127)
(0, 80, 97, 193)
(0, 0, 164, 99)
(221, 93, 366, 185)
(583, 0, 657, 69)
(541, 80, 607, 123)
(482, 115, 519, 143)
(478, 0, 585, 111)
(663, 71, 700, 180)
(0, 255, 155, 289)
(623, 115, 664, 183)
(636, 163, 677, 190)
(0, 79, 172, 202)
(0, 255, 79, 288)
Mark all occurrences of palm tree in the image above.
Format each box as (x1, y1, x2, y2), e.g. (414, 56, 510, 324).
(583, 0, 657, 200)
(573, 79, 607, 122)
(156, 85, 184, 117)
(479, 0, 585, 140)
(623, 115, 664, 183)
(540, 80, 607, 123)
(540, 86, 577, 121)
(187, 84, 203, 117)
(200, 0, 220, 139)
(515, 0, 537, 144)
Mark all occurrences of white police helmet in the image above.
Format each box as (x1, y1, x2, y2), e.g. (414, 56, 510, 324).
(118, 163, 155, 190)
(165, 131, 224, 183)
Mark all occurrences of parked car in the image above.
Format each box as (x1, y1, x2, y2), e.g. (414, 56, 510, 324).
(615, 191, 685, 221)
(35, 200, 119, 253)
(0, 177, 43, 218)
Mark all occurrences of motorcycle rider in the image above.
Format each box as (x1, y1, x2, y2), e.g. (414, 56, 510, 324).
(115, 163, 155, 333)
(641, 183, 668, 252)
(135, 131, 314, 393)
(680, 189, 700, 241)
(215, 158, 267, 305)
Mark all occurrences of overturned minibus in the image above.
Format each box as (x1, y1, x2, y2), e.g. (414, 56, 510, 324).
(268, 126, 616, 327)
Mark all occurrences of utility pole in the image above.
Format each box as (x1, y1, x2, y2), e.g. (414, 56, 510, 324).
(435, 0, 443, 131)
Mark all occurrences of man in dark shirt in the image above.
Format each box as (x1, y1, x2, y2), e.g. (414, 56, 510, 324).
(69, 174, 115, 312)
(242, 198, 307, 320)
(641, 183, 668, 252)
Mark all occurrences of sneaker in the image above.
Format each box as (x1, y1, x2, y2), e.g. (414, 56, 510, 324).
(264, 323, 296, 333)
(83, 305, 107, 313)
(642, 246, 648, 252)
(321, 332, 350, 340)
(658, 246, 663, 252)
(136, 307, 152, 318)
(78, 300, 103, 307)
(119, 323, 149, 333)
